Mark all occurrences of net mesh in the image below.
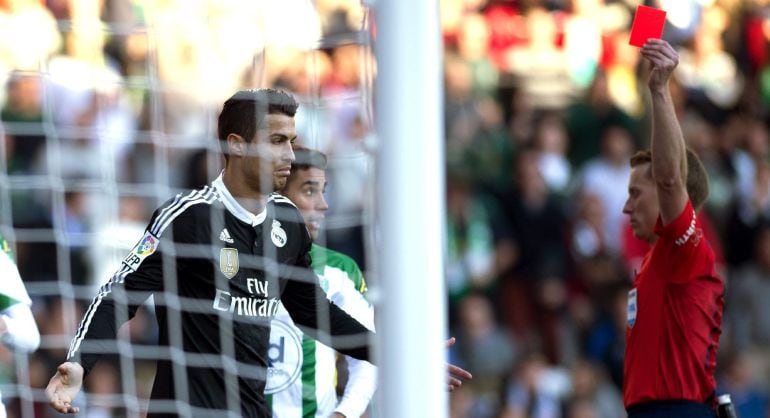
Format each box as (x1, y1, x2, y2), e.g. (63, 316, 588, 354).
(0, 0, 376, 416)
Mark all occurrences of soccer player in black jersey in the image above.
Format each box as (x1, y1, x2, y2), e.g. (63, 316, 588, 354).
(46, 89, 377, 417)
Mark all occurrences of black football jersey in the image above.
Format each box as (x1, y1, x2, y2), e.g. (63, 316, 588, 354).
(67, 175, 372, 418)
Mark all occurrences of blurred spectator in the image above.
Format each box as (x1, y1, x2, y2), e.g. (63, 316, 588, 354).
(44, 15, 135, 182)
(568, 191, 607, 261)
(676, 3, 744, 123)
(532, 112, 572, 194)
(728, 222, 770, 360)
(451, 292, 519, 418)
(0, 0, 61, 72)
(499, 352, 571, 418)
(575, 123, 633, 255)
(682, 112, 735, 228)
(726, 158, 770, 267)
(83, 362, 124, 418)
(324, 113, 373, 269)
(63, 190, 91, 286)
(89, 195, 149, 286)
(717, 352, 770, 418)
(455, 12, 499, 98)
(566, 69, 639, 169)
(497, 148, 569, 362)
(446, 51, 482, 156)
(504, 6, 575, 110)
(1, 71, 45, 174)
(584, 281, 628, 390)
(446, 171, 506, 303)
(565, 360, 625, 418)
(463, 97, 516, 194)
(562, 0, 603, 90)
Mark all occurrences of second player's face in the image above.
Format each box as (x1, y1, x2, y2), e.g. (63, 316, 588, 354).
(245, 113, 296, 192)
(623, 163, 660, 243)
(283, 167, 328, 241)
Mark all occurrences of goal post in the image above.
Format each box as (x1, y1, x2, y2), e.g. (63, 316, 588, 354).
(374, 0, 449, 417)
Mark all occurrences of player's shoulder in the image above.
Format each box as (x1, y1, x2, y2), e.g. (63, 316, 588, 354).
(0, 233, 12, 261)
(313, 245, 359, 270)
(268, 192, 297, 208)
(311, 244, 365, 289)
(148, 186, 219, 236)
(267, 192, 303, 225)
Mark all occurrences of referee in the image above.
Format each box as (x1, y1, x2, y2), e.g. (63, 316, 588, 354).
(621, 39, 724, 418)
(46, 89, 374, 418)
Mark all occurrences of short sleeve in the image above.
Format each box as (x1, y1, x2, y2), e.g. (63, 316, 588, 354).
(653, 200, 710, 283)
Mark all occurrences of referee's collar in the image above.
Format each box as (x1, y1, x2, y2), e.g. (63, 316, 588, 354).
(212, 172, 267, 227)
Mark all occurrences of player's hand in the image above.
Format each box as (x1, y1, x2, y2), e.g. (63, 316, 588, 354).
(641, 38, 679, 92)
(46, 362, 84, 414)
(446, 337, 472, 392)
(330, 413, 346, 418)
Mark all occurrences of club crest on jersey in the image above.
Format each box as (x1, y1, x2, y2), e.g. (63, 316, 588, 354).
(264, 318, 303, 394)
(220, 248, 239, 279)
(271, 220, 287, 247)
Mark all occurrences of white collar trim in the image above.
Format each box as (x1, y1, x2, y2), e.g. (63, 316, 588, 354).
(212, 172, 267, 227)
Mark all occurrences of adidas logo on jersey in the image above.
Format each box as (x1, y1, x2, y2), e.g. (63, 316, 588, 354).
(219, 228, 234, 244)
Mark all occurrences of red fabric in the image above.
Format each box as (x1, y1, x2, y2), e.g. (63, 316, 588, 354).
(484, 3, 526, 69)
(621, 209, 724, 276)
(745, 16, 767, 72)
(623, 200, 724, 408)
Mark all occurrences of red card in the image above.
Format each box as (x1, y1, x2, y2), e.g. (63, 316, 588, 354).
(629, 5, 666, 47)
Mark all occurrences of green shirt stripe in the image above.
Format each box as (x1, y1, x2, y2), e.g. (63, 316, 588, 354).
(300, 335, 317, 417)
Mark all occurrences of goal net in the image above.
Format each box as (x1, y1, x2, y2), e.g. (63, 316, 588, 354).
(0, 0, 382, 416)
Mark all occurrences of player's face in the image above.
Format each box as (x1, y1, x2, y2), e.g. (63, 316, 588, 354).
(623, 163, 660, 243)
(246, 113, 297, 192)
(283, 167, 328, 241)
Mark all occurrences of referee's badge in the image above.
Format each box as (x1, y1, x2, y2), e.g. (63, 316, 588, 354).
(220, 248, 239, 279)
(271, 220, 287, 248)
(627, 288, 638, 328)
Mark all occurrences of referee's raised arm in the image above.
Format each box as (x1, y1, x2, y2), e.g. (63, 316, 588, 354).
(642, 39, 689, 225)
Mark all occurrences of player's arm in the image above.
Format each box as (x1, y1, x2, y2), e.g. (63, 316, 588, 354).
(642, 39, 688, 224)
(47, 252, 162, 414)
(47, 208, 178, 414)
(65, 230, 165, 374)
(0, 251, 40, 352)
(331, 275, 377, 417)
(280, 261, 373, 362)
(0, 304, 40, 352)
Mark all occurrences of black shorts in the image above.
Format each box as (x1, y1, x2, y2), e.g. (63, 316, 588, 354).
(627, 400, 716, 418)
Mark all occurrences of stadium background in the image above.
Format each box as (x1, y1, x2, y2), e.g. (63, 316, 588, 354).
(0, 0, 769, 417)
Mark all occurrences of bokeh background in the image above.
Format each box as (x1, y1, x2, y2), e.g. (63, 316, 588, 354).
(0, 0, 769, 417)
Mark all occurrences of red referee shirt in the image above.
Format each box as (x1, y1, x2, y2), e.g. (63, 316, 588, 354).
(623, 200, 724, 408)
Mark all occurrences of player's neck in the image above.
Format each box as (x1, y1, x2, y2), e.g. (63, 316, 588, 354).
(222, 167, 267, 215)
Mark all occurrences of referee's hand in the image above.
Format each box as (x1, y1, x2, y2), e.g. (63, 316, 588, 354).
(46, 361, 84, 414)
(641, 38, 679, 92)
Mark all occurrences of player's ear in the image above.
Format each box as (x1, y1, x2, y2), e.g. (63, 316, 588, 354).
(226, 134, 246, 157)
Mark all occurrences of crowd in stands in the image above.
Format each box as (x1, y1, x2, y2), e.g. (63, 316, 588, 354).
(0, 0, 768, 417)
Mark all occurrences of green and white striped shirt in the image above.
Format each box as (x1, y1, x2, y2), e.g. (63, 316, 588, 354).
(267, 244, 376, 418)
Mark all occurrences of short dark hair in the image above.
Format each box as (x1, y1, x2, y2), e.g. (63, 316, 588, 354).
(629, 148, 710, 212)
(291, 146, 327, 172)
(217, 88, 299, 159)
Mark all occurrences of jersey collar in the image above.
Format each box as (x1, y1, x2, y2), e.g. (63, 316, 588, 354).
(212, 172, 267, 227)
